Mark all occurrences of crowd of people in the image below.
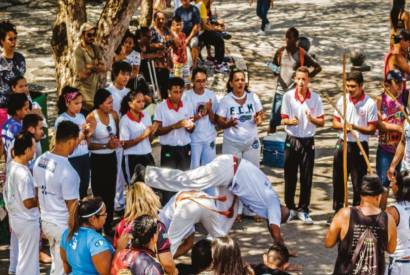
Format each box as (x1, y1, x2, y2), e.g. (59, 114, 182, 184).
(1, 0, 410, 274)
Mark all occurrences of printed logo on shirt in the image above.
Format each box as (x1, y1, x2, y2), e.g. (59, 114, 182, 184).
(69, 236, 78, 250)
(95, 239, 104, 247)
(229, 104, 255, 116)
(38, 157, 56, 173)
(239, 114, 253, 122)
(359, 108, 366, 117)
(251, 139, 259, 149)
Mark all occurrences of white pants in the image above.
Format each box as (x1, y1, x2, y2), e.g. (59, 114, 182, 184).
(9, 217, 40, 275)
(41, 220, 66, 275)
(222, 138, 261, 168)
(190, 141, 216, 169)
(114, 149, 126, 211)
(386, 260, 410, 275)
(8, 228, 18, 273)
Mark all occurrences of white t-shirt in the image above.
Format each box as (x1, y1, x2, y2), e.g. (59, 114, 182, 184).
(333, 93, 377, 142)
(281, 88, 324, 138)
(217, 92, 263, 144)
(54, 112, 89, 157)
(106, 83, 129, 115)
(154, 99, 194, 146)
(182, 89, 218, 143)
(126, 50, 141, 67)
(4, 161, 39, 221)
(230, 158, 282, 226)
(390, 201, 410, 258)
(33, 151, 80, 226)
(119, 111, 152, 155)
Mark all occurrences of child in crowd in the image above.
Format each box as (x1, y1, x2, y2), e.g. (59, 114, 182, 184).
(1, 93, 29, 157)
(171, 15, 190, 84)
(253, 242, 291, 275)
(55, 86, 92, 198)
(10, 76, 41, 110)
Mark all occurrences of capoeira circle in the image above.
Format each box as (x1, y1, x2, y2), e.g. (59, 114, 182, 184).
(144, 154, 290, 256)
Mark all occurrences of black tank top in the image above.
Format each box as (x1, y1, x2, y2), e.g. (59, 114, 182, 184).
(333, 207, 388, 275)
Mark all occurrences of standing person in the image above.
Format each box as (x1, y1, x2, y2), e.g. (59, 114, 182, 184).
(376, 70, 406, 209)
(114, 30, 140, 85)
(385, 176, 410, 275)
(217, 69, 263, 167)
(113, 180, 177, 275)
(325, 176, 397, 275)
(281, 66, 325, 224)
(183, 67, 218, 169)
(4, 133, 39, 275)
(1, 93, 29, 156)
(269, 27, 321, 133)
(211, 236, 254, 275)
(175, 0, 201, 68)
(385, 30, 410, 81)
(119, 90, 155, 183)
(55, 86, 92, 198)
(154, 77, 194, 203)
(73, 23, 106, 112)
(106, 61, 131, 114)
(86, 88, 121, 235)
(106, 61, 131, 212)
(332, 71, 378, 212)
(0, 21, 25, 129)
(390, 0, 410, 48)
(170, 15, 190, 83)
(21, 113, 44, 168)
(33, 121, 80, 275)
(111, 215, 165, 275)
(60, 196, 114, 275)
(249, 0, 272, 36)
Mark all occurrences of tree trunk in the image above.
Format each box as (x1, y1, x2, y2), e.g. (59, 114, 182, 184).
(51, 0, 141, 94)
(51, 0, 86, 94)
(140, 0, 153, 27)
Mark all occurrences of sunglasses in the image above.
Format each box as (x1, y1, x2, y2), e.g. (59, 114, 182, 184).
(86, 32, 95, 38)
(107, 125, 115, 137)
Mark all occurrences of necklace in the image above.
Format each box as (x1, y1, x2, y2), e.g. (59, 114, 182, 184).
(231, 92, 246, 100)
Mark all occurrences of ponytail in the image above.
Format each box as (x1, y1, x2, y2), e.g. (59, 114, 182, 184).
(67, 196, 104, 240)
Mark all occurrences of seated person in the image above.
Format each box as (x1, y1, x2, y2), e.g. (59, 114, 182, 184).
(176, 239, 213, 275)
(253, 242, 291, 275)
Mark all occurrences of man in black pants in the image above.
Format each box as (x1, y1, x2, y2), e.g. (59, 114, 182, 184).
(332, 71, 378, 212)
(280, 67, 324, 224)
(154, 77, 195, 203)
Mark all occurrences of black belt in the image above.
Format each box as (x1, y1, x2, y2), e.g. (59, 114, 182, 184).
(388, 257, 410, 275)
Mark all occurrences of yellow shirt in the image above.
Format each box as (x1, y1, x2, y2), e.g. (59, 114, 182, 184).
(194, 0, 208, 20)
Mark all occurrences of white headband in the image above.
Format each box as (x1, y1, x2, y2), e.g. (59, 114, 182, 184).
(81, 203, 105, 218)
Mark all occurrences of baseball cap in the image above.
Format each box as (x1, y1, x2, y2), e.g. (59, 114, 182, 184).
(386, 69, 404, 83)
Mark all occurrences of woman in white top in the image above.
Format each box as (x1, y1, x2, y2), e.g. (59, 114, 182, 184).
(119, 90, 155, 183)
(217, 69, 264, 167)
(4, 133, 39, 275)
(86, 88, 121, 235)
(386, 175, 410, 275)
(55, 86, 92, 198)
(114, 30, 140, 89)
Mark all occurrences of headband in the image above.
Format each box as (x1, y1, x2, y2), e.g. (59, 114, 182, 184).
(81, 202, 105, 218)
(64, 91, 80, 104)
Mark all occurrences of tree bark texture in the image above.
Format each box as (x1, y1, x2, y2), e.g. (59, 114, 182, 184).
(140, 0, 153, 27)
(51, 0, 141, 94)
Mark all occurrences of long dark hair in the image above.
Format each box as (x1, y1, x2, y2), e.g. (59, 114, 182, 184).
(67, 196, 104, 240)
(226, 68, 249, 93)
(93, 88, 111, 110)
(57, 86, 82, 115)
(391, 0, 406, 30)
(396, 175, 410, 202)
(212, 236, 251, 275)
(120, 90, 145, 116)
(115, 30, 135, 55)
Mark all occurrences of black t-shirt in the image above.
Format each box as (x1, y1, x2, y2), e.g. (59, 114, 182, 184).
(174, 5, 200, 36)
(252, 264, 290, 275)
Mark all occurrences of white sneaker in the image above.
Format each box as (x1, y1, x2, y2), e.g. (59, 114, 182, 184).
(287, 209, 298, 222)
(297, 211, 314, 224)
(265, 23, 271, 31)
(257, 29, 266, 36)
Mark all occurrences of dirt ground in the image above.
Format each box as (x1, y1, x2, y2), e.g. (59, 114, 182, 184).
(0, 0, 393, 274)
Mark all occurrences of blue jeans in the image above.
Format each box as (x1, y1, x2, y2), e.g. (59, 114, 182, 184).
(256, 0, 270, 30)
(376, 147, 400, 187)
(269, 93, 283, 130)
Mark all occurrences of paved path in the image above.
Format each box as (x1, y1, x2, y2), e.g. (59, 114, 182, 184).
(0, 0, 392, 274)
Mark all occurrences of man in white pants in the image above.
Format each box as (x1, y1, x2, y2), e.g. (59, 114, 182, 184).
(33, 121, 80, 275)
(160, 186, 238, 257)
(4, 133, 40, 275)
(145, 154, 290, 244)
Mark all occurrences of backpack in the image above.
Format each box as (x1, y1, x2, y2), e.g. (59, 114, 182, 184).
(350, 228, 379, 275)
